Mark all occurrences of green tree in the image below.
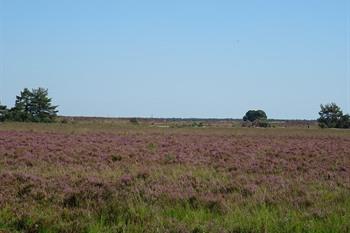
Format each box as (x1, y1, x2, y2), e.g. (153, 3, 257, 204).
(0, 102, 7, 121)
(30, 88, 58, 122)
(243, 110, 267, 122)
(317, 103, 349, 128)
(8, 88, 33, 121)
(340, 114, 350, 128)
(7, 87, 58, 122)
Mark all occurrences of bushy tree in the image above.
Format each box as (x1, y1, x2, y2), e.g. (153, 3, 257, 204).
(7, 88, 58, 122)
(243, 110, 267, 122)
(339, 114, 350, 128)
(242, 110, 269, 128)
(0, 102, 7, 121)
(318, 103, 350, 128)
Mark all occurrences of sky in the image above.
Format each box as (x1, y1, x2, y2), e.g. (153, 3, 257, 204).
(0, 0, 349, 119)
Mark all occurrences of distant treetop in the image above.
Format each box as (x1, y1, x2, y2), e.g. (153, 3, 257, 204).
(243, 110, 267, 122)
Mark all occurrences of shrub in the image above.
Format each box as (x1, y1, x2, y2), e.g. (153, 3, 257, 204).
(253, 119, 270, 128)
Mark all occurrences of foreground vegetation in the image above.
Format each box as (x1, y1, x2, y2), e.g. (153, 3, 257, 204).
(0, 121, 349, 233)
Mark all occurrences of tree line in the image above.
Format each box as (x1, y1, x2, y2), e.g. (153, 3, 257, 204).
(242, 103, 350, 129)
(1, 87, 349, 129)
(0, 87, 58, 122)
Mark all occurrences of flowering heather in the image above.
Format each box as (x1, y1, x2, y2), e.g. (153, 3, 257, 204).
(0, 123, 349, 232)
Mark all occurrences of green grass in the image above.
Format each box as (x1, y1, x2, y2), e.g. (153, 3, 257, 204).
(1, 185, 349, 233)
(1, 189, 350, 232)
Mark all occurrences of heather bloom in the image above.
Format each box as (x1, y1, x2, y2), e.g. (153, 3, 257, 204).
(0, 129, 349, 232)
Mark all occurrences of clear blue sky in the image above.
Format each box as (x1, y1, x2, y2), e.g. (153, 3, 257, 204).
(1, 0, 349, 119)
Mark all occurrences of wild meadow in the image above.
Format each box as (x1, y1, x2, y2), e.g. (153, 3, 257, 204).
(0, 121, 349, 233)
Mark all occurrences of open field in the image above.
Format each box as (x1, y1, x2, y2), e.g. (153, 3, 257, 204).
(0, 121, 349, 233)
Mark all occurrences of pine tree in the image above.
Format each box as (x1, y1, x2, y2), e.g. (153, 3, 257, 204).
(8, 87, 58, 122)
(30, 88, 58, 122)
(0, 102, 7, 121)
(10, 88, 33, 121)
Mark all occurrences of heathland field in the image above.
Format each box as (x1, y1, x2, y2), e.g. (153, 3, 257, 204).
(0, 121, 349, 233)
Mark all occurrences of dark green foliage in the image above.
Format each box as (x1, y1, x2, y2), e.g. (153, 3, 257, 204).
(5, 87, 58, 122)
(243, 110, 268, 122)
(253, 119, 270, 128)
(318, 103, 350, 129)
(30, 88, 58, 122)
(8, 88, 34, 122)
(340, 114, 350, 128)
(0, 102, 7, 121)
